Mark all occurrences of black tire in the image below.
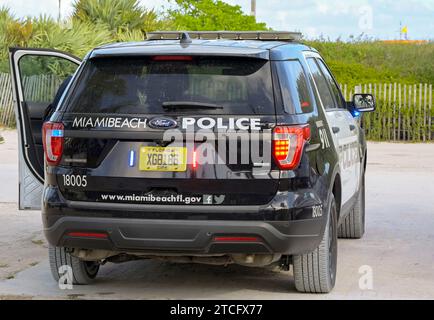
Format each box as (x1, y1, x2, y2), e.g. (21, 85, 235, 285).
(338, 173, 365, 239)
(292, 194, 338, 293)
(49, 245, 100, 285)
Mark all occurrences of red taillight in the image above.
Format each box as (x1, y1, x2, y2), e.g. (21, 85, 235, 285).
(67, 232, 108, 239)
(42, 122, 64, 166)
(152, 55, 193, 61)
(273, 125, 310, 170)
(192, 150, 198, 169)
(214, 236, 261, 242)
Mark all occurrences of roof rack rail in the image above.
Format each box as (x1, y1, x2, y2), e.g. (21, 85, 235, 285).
(146, 31, 302, 42)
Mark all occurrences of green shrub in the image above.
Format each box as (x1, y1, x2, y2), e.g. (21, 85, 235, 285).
(305, 40, 434, 87)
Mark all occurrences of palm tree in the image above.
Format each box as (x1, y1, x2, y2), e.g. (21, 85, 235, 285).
(72, 0, 167, 39)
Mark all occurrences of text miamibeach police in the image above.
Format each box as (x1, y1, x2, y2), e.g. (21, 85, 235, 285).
(71, 116, 263, 131)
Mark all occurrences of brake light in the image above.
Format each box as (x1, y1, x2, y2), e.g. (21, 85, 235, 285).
(214, 236, 261, 242)
(273, 125, 310, 170)
(67, 232, 108, 239)
(152, 55, 193, 61)
(192, 150, 198, 169)
(42, 122, 64, 166)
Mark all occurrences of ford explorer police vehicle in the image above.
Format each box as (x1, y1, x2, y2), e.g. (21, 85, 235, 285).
(10, 31, 375, 293)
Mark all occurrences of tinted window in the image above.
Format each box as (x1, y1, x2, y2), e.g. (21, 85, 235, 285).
(67, 57, 275, 115)
(307, 58, 335, 110)
(276, 60, 313, 114)
(317, 59, 345, 108)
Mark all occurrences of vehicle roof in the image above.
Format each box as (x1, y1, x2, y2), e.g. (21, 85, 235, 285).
(89, 40, 318, 61)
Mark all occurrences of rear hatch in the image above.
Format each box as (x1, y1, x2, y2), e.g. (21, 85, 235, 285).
(58, 55, 279, 206)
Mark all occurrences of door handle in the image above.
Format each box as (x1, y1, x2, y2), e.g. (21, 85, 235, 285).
(349, 124, 356, 131)
(332, 127, 340, 134)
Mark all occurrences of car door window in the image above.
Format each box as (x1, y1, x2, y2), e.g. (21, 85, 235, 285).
(17, 54, 78, 151)
(306, 58, 335, 110)
(19, 55, 78, 106)
(316, 59, 345, 109)
(275, 60, 313, 114)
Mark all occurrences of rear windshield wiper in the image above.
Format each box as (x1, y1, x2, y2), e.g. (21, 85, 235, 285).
(162, 101, 224, 110)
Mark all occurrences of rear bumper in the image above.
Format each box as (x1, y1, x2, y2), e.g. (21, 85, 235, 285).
(43, 185, 327, 255)
(44, 216, 325, 255)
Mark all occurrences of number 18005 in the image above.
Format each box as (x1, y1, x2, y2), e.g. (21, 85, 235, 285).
(62, 174, 87, 187)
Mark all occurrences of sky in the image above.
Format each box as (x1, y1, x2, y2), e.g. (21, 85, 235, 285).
(0, 0, 433, 40)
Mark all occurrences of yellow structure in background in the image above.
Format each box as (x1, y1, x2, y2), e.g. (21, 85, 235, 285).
(382, 24, 430, 44)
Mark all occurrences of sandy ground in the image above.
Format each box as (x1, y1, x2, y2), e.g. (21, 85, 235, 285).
(0, 130, 46, 281)
(0, 129, 433, 299)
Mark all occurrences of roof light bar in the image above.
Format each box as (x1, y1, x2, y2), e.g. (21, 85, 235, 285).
(146, 31, 302, 42)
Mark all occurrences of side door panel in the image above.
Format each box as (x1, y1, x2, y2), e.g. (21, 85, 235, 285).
(315, 58, 360, 205)
(340, 111, 361, 204)
(305, 55, 360, 206)
(326, 109, 356, 205)
(9, 48, 81, 209)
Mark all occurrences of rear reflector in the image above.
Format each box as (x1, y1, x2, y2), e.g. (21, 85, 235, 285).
(214, 236, 261, 242)
(273, 125, 310, 170)
(152, 55, 193, 61)
(192, 150, 198, 169)
(42, 122, 64, 166)
(67, 232, 108, 239)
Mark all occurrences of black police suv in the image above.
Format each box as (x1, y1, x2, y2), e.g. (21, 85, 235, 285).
(10, 31, 375, 293)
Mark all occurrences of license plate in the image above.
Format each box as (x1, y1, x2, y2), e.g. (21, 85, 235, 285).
(139, 146, 187, 172)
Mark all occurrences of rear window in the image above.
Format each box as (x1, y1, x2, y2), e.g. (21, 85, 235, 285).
(66, 57, 275, 115)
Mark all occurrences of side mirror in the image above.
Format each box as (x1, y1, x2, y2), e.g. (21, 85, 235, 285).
(352, 94, 376, 113)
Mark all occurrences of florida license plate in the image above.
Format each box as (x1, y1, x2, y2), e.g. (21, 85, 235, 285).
(139, 146, 187, 172)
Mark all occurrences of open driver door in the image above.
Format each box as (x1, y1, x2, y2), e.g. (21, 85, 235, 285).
(9, 48, 81, 209)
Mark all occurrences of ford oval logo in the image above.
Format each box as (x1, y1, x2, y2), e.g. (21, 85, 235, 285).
(149, 118, 177, 129)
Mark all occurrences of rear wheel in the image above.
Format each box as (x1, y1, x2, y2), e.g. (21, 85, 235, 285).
(49, 246, 99, 285)
(292, 194, 338, 293)
(338, 172, 365, 239)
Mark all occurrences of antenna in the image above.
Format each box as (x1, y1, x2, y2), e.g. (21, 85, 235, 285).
(180, 32, 192, 44)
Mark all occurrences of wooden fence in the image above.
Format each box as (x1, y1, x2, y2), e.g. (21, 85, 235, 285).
(0, 73, 62, 128)
(0, 73, 14, 128)
(340, 83, 433, 142)
(0, 73, 433, 141)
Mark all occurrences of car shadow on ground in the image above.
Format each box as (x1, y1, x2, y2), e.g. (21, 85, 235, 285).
(91, 259, 297, 297)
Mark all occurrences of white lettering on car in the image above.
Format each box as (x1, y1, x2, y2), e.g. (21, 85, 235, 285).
(182, 117, 261, 131)
(72, 117, 84, 127)
(71, 117, 148, 129)
(312, 204, 323, 218)
(319, 128, 331, 149)
(338, 136, 359, 170)
(62, 174, 87, 188)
